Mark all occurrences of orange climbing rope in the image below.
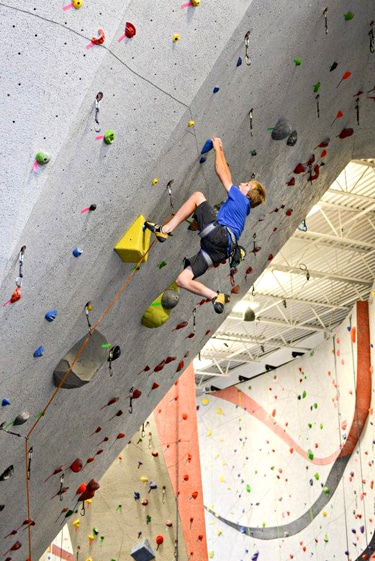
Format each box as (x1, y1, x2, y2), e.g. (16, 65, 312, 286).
(23, 238, 156, 560)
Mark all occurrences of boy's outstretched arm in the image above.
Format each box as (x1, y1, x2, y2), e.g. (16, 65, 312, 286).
(212, 137, 233, 192)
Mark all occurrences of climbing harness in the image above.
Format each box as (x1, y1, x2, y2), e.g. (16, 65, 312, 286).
(244, 30, 251, 66)
(198, 222, 245, 270)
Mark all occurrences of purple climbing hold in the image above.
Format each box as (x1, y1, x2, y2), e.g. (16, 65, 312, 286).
(200, 139, 213, 154)
(33, 346, 44, 358)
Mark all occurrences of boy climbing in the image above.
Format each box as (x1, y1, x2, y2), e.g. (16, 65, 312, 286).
(144, 137, 266, 314)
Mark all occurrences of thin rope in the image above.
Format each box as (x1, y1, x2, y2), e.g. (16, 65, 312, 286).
(25, 439, 32, 561)
(23, 238, 156, 560)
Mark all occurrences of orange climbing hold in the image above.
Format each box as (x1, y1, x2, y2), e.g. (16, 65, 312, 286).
(91, 29, 105, 45)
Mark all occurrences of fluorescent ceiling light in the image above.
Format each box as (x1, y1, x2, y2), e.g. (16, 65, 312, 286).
(232, 300, 260, 314)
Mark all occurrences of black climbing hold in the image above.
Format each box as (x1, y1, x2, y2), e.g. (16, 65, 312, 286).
(0, 465, 14, 481)
(13, 411, 30, 425)
(271, 118, 292, 140)
(287, 130, 298, 146)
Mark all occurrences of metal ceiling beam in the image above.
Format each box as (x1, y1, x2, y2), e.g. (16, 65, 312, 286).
(327, 188, 375, 204)
(268, 263, 372, 286)
(294, 230, 375, 250)
(232, 292, 351, 312)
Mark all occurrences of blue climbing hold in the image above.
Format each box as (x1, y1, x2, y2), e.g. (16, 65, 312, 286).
(33, 345, 45, 358)
(213, 86, 220, 94)
(134, 491, 140, 500)
(45, 309, 58, 322)
(2, 398, 11, 407)
(199, 157, 207, 164)
(72, 247, 83, 257)
(200, 139, 213, 154)
(237, 57, 242, 67)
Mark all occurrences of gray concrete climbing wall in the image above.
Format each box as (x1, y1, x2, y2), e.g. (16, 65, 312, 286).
(0, 0, 375, 559)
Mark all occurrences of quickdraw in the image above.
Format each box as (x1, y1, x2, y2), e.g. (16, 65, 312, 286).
(244, 30, 251, 66)
(369, 21, 374, 54)
(94, 92, 103, 133)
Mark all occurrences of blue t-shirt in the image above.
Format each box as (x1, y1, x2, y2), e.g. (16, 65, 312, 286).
(217, 185, 250, 240)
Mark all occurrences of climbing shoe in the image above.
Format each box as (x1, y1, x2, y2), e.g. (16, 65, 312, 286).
(143, 221, 171, 243)
(212, 293, 231, 314)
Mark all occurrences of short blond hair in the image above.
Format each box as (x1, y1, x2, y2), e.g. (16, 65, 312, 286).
(247, 181, 266, 208)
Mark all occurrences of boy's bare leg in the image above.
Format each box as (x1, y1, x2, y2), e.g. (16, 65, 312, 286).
(162, 191, 206, 234)
(175, 267, 217, 300)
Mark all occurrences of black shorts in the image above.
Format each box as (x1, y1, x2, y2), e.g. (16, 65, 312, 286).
(184, 201, 229, 279)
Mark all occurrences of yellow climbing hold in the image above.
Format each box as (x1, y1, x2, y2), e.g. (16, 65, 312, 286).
(140, 475, 149, 483)
(192, 0, 200, 5)
(206, 429, 212, 436)
(73, 0, 83, 8)
(202, 397, 209, 405)
(152, 178, 159, 186)
(208, 552, 215, 558)
(172, 33, 181, 42)
(73, 519, 80, 528)
(114, 214, 151, 263)
(216, 408, 224, 415)
(188, 120, 195, 127)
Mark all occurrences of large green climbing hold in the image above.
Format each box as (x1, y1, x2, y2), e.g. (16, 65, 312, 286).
(141, 282, 179, 328)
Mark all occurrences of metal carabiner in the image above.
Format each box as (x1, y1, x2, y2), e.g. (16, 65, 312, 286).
(249, 108, 253, 136)
(166, 179, 174, 210)
(16, 245, 26, 288)
(244, 30, 251, 66)
(80, 501, 86, 516)
(95, 92, 103, 132)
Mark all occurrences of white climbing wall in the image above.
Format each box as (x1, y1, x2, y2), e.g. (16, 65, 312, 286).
(0, 0, 375, 560)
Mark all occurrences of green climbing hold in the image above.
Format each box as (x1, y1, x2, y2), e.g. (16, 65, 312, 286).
(343, 11, 354, 20)
(65, 509, 74, 518)
(293, 57, 302, 66)
(322, 486, 330, 494)
(157, 261, 167, 269)
(314, 473, 320, 480)
(324, 534, 329, 543)
(302, 390, 307, 399)
(104, 130, 116, 144)
(36, 151, 51, 165)
(313, 82, 321, 93)
(307, 449, 314, 460)
(246, 484, 251, 493)
(142, 282, 179, 328)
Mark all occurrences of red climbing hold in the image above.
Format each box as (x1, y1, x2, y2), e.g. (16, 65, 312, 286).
(293, 163, 307, 174)
(90, 426, 102, 436)
(173, 321, 188, 330)
(320, 149, 327, 158)
(151, 382, 159, 390)
(109, 410, 123, 420)
(77, 479, 100, 502)
(69, 458, 83, 473)
(91, 29, 105, 45)
(315, 138, 330, 148)
(125, 22, 136, 38)
(338, 128, 354, 139)
(186, 332, 195, 339)
(100, 397, 119, 409)
(176, 360, 185, 372)
(286, 177, 295, 186)
(154, 360, 166, 372)
(132, 389, 142, 399)
(285, 209, 293, 216)
(76, 482, 87, 495)
(10, 287, 22, 303)
(305, 154, 315, 166)
(165, 356, 176, 363)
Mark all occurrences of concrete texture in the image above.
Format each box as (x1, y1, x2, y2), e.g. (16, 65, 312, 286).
(0, 0, 374, 559)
